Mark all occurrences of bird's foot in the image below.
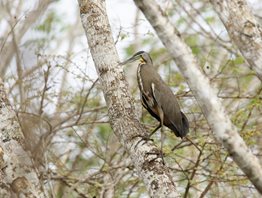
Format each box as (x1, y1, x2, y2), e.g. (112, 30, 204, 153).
(146, 150, 165, 165)
(132, 135, 166, 165)
(132, 134, 154, 149)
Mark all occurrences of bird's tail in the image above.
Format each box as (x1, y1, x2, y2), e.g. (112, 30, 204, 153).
(181, 112, 189, 136)
(168, 111, 189, 138)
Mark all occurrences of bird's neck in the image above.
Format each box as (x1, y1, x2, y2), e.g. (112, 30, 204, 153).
(137, 63, 145, 92)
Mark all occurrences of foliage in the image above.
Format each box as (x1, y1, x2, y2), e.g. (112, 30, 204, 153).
(0, 0, 261, 197)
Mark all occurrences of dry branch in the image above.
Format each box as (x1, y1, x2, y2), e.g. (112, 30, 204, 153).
(134, 0, 262, 194)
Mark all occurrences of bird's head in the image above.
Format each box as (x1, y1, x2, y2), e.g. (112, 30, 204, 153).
(120, 51, 152, 65)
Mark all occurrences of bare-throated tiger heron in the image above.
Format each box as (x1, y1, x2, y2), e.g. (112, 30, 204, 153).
(120, 51, 189, 141)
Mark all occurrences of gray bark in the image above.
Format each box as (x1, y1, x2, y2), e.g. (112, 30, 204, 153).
(134, 0, 262, 194)
(210, 0, 262, 81)
(0, 79, 44, 197)
(77, 0, 180, 197)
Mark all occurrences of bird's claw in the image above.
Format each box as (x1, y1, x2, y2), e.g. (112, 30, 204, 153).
(132, 135, 166, 165)
(146, 150, 165, 165)
(132, 135, 154, 149)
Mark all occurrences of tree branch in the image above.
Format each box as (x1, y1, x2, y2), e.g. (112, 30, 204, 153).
(210, 0, 262, 81)
(0, 0, 53, 77)
(77, 0, 180, 197)
(134, 0, 262, 194)
(0, 78, 44, 197)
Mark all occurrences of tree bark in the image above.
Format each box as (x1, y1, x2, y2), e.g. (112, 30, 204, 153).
(0, 79, 44, 197)
(77, 0, 180, 197)
(134, 0, 262, 194)
(210, 0, 262, 81)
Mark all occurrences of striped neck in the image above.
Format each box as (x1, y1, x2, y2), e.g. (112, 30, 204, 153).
(137, 63, 144, 93)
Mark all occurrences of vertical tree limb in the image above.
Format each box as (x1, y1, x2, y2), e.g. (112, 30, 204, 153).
(210, 0, 262, 81)
(134, 0, 262, 194)
(0, 78, 44, 197)
(77, 0, 180, 197)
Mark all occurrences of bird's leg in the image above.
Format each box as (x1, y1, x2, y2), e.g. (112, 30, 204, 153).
(139, 123, 160, 141)
(151, 124, 161, 137)
(133, 124, 161, 149)
(158, 108, 165, 165)
(184, 136, 201, 152)
(144, 106, 166, 165)
(133, 136, 153, 150)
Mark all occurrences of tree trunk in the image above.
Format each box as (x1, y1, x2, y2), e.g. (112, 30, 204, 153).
(0, 79, 44, 197)
(210, 0, 262, 81)
(134, 0, 262, 194)
(77, 0, 180, 197)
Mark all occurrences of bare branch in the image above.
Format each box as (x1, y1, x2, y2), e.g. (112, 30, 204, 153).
(134, 0, 262, 194)
(0, 0, 53, 77)
(210, 0, 262, 81)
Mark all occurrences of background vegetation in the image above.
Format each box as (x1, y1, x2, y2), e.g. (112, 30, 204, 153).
(0, 0, 261, 197)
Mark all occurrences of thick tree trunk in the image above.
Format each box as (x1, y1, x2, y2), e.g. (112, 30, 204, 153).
(77, 0, 180, 197)
(134, 0, 262, 194)
(210, 0, 262, 81)
(0, 79, 44, 197)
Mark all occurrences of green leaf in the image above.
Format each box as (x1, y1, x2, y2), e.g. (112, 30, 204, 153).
(233, 56, 245, 65)
(205, 16, 215, 24)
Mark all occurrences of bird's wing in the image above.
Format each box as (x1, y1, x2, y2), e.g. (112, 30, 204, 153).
(151, 82, 180, 117)
(141, 89, 160, 120)
(141, 93, 160, 121)
(151, 82, 187, 137)
(151, 83, 159, 104)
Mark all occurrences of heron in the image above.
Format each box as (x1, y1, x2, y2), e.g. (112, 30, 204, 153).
(120, 51, 189, 157)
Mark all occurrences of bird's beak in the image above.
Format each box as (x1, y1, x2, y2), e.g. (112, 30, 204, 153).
(119, 55, 140, 65)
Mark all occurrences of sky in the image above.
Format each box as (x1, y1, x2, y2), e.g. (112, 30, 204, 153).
(1, 0, 261, 88)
